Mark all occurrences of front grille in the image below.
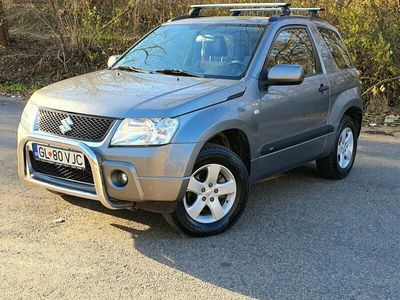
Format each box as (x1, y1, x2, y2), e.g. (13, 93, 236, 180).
(29, 152, 94, 184)
(36, 108, 115, 142)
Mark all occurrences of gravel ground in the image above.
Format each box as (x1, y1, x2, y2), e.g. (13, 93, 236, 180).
(1, 98, 400, 299)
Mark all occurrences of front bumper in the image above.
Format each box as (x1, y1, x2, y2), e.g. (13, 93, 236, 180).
(18, 131, 197, 211)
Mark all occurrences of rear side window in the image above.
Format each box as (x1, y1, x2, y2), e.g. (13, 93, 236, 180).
(318, 28, 352, 69)
(267, 28, 318, 76)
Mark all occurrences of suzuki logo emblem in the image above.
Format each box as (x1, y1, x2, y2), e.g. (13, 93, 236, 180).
(59, 116, 73, 134)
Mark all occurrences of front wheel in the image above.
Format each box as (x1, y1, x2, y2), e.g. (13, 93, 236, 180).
(317, 115, 358, 179)
(163, 144, 249, 237)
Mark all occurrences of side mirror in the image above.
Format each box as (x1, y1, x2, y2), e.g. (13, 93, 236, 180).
(266, 64, 305, 86)
(107, 55, 121, 68)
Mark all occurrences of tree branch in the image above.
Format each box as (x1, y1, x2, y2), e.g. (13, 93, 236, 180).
(362, 75, 400, 96)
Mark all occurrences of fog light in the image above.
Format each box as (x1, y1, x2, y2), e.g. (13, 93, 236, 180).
(112, 170, 129, 187)
(118, 172, 129, 185)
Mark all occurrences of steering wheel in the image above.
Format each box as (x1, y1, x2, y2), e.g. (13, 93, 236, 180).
(224, 59, 247, 69)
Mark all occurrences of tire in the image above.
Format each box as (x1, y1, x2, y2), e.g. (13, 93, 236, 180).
(163, 143, 249, 237)
(317, 115, 358, 179)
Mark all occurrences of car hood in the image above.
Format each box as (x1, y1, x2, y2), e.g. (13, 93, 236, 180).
(31, 70, 245, 118)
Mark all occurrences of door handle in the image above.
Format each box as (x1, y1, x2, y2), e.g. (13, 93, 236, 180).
(318, 84, 330, 94)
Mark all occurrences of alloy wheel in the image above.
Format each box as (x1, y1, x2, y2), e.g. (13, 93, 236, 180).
(337, 127, 354, 169)
(183, 164, 237, 224)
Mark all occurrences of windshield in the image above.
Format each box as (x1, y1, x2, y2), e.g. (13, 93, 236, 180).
(115, 24, 266, 79)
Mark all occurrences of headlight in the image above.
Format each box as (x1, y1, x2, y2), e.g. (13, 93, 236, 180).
(111, 118, 179, 146)
(20, 101, 38, 130)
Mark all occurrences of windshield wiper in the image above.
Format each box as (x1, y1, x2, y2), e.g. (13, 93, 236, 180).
(112, 65, 148, 73)
(154, 69, 203, 78)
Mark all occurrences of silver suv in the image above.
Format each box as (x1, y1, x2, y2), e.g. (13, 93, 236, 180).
(18, 3, 362, 236)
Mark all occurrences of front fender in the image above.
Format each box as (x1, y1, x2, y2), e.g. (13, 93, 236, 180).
(172, 92, 260, 176)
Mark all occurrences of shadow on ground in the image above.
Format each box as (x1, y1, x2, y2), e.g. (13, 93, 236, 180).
(62, 136, 400, 299)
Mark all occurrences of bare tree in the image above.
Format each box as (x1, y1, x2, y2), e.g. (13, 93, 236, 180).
(0, 0, 9, 46)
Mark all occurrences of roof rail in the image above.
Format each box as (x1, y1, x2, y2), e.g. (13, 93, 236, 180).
(230, 8, 284, 16)
(230, 7, 325, 18)
(290, 8, 325, 18)
(189, 3, 291, 17)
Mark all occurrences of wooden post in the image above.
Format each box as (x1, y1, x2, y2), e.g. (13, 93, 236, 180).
(0, 0, 9, 46)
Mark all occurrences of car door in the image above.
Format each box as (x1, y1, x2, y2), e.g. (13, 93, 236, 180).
(258, 25, 331, 176)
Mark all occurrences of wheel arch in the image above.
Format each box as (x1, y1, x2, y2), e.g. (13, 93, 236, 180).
(343, 106, 363, 137)
(204, 129, 252, 175)
(180, 122, 254, 178)
(328, 94, 363, 134)
(323, 96, 363, 157)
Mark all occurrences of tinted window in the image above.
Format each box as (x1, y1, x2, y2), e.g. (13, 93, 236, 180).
(116, 24, 265, 79)
(319, 28, 352, 69)
(268, 28, 318, 76)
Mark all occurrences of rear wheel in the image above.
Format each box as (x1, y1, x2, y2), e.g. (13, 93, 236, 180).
(163, 144, 249, 237)
(317, 116, 358, 179)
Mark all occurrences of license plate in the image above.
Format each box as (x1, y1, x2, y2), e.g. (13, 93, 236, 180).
(32, 144, 86, 170)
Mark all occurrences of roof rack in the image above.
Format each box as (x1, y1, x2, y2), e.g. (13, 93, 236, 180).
(230, 7, 325, 18)
(290, 8, 325, 18)
(189, 3, 291, 17)
(230, 8, 284, 16)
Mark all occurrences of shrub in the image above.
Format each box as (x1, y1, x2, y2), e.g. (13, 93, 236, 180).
(2, 0, 400, 111)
